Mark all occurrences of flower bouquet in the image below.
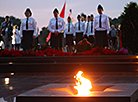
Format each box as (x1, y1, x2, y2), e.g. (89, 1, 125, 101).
(75, 38, 93, 53)
(32, 44, 50, 51)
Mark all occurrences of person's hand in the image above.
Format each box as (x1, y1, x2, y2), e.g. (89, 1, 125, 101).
(21, 37, 23, 40)
(107, 33, 109, 36)
(54, 31, 59, 37)
(54, 31, 57, 34)
(93, 35, 95, 38)
(33, 36, 36, 39)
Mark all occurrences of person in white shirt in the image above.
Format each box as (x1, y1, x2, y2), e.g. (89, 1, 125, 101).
(48, 8, 65, 50)
(12, 25, 21, 50)
(85, 15, 94, 44)
(93, 4, 110, 48)
(88, 14, 95, 44)
(20, 8, 36, 53)
(64, 17, 75, 53)
(81, 14, 87, 39)
(75, 15, 85, 44)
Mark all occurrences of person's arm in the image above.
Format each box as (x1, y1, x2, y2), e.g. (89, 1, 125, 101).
(64, 26, 67, 38)
(33, 19, 36, 38)
(93, 18, 96, 38)
(20, 21, 23, 38)
(106, 16, 110, 36)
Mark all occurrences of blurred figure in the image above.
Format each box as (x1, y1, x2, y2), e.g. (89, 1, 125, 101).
(12, 25, 21, 50)
(75, 15, 85, 44)
(81, 14, 87, 38)
(93, 4, 110, 48)
(117, 25, 122, 50)
(48, 8, 65, 50)
(0, 16, 13, 50)
(20, 8, 36, 53)
(81, 13, 87, 23)
(109, 25, 117, 50)
(64, 17, 75, 53)
(84, 15, 91, 38)
(87, 14, 95, 45)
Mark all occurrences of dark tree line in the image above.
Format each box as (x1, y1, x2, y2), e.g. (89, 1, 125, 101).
(120, 2, 138, 54)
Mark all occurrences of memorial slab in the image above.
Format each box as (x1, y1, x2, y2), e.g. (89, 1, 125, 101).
(16, 83, 138, 102)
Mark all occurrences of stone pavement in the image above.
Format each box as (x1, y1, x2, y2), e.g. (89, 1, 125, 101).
(0, 72, 138, 102)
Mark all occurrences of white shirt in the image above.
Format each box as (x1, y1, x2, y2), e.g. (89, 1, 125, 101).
(48, 17, 65, 33)
(75, 21, 85, 34)
(85, 21, 94, 36)
(12, 29, 21, 44)
(64, 23, 75, 38)
(93, 14, 110, 35)
(20, 17, 36, 37)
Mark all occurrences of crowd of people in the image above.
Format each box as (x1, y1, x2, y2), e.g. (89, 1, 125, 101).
(49, 4, 122, 52)
(0, 4, 122, 53)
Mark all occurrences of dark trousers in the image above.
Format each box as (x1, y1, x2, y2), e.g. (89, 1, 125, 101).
(111, 37, 117, 46)
(95, 30, 108, 48)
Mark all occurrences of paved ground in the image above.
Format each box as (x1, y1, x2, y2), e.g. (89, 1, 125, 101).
(0, 72, 138, 102)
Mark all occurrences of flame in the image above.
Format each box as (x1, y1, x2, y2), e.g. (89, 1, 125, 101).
(74, 71, 92, 95)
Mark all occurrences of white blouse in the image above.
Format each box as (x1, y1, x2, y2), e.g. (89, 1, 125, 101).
(93, 14, 110, 35)
(12, 29, 21, 44)
(48, 17, 65, 33)
(75, 21, 85, 34)
(64, 23, 75, 38)
(20, 17, 36, 37)
(84, 21, 94, 36)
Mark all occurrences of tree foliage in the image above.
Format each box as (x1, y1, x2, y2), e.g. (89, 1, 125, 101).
(120, 2, 138, 53)
(38, 27, 50, 44)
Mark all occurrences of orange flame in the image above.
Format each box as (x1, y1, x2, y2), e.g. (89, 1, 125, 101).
(74, 71, 92, 95)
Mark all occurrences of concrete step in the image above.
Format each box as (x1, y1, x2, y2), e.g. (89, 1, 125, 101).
(0, 55, 138, 73)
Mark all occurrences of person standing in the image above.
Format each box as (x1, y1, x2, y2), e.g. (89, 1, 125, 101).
(117, 25, 122, 50)
(48, 8, 65, 50)
(93, 4, 110, 48)
(109, 25, 117, 50)
(20, 8, 36, 53)
(87, 14, 95, 45)
(1, 16, 13, 50)
(12, 25, 21, 50)
(81, 14, 87, 39)
(64, 17, 75, 53)
(75, 15, 85, 44)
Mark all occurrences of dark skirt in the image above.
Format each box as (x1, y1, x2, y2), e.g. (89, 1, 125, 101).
(76, 32, 83, 44)
(89, 35, 95, 44)
(66, 34, 73, 46)
(50, 33, 63, 48)
(21, 30, 34, 49)
(95, 30, 108, 48)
